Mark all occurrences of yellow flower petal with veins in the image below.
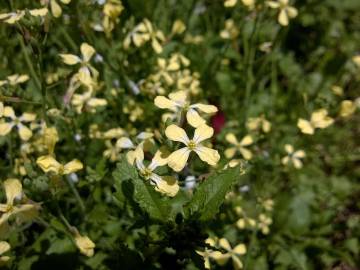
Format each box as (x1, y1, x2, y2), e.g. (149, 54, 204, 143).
(186, 109, 206, 127)
(36, 155, 62, 174)
(165, 125, 189, 144)
(154, 176, 179, 197)
(193, 124, 214, 143)
(154, 96, 177, 110)
(194, 146, 220, 166)
(3, 179, 22, 205)
(167, 147, 191, 172)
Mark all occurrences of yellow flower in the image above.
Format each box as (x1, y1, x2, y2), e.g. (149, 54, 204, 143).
(132, 147, 179, 197)
(211, 238, 246, 269)
(236, 217, 256, 229)
(297, 109, 334, 135)
(257, 214, 272, 234)
(281, 144, 305, 169)
(242, 0, 256, 9)
(74, 233, 95, 257)
(43, 126, 59, 154)
(0, 241, 10, 266)
(220, 19, 239, 40)
(267, 0, 298, 26)
(102, 0, 124, 35)
(339, 100, 356, 118)
(0, 11, 25, 24)
(0, 179, 38, 234)
(71, 90, 107, 114)
(0, 74, 29, 86)
(165, 124, 220, 172)
(196, 238, 221, 269)
(46, 0, 71, 18)
(60, 43, 98, 89)
(124, 19, 165, 54)
(246, 115, 271, 133)
(225, 133, 253, 160)
(36, 155, 83, 175)
(154, 91, 217, 127)
(224, 0, 237, 7)
(171, 19, 186, 35)
(0, 106, 36, 141)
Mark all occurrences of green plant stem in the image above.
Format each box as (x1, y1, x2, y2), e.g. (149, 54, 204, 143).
(18, 35, 41, 89)
(66, 177, 86, 214)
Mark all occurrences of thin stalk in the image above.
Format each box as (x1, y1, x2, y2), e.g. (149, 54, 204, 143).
(66, 177, 86, 214)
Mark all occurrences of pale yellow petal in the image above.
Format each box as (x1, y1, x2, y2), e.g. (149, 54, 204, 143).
(224, 0, 237, 7)
(192, 104, 218, 113)
(293, 150, 305, 158)
(0, 241, 10, 255)
(20, 113, 36, 122)
(87, 98, 107, 108)
(80, 43, 96, 62)
(153, 175, 179, 197)
(292, 158, 303, 169)
(36, 155, 62, 174)
(171, 19, 186, 34)
(211, 252, 231, 265)
(232, 255, 244, 270)
(286, 6, 298, 18)
(154, 96, 177, 110)
(29, 8, 49, 17)
(3, 107, 15, 119)
(17, 124, 33, 141)
(297, 119, 314, 135)
(60, 54, 81, 65)
(233, 244, 246, 255)
(193, 124, 214, 143)
(339, 100, 356, 117)
(51, 0, 62, 18)
(281, 156, 290, 165)
(239, 135, 253, 146)
(278, 9, 289, 26)
(219, 238, 232, 251)
(74, 234, 95, 257)
(60, 0, 71, 4)
(224, 147, 237, 159)
(168, 91, 187, 104)
(267, 1, 280, 8)
(167, 147, 191, 172)
(3, 179, 22, 205)
(0, 123, 13, 136)
(239, 147, 252, 160)
(194, 146, 220, 166)
(186, 109, 206, 128)
(165, 125, 189, 144)
(225, 133, 239, 145)
(284, 144, 294, 154)
(63, 160, 83, 174)
(151, 39, 163, 54)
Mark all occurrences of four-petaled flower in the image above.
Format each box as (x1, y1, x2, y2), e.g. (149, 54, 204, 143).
(165, 124, 220, 172)
(281, 144, 305, 169)
(267, 0, 298, 26)
(297, 109, 334, 135)
(132, 147, 179, 197)
(225, 133, 253, 160)
(0, 106, 36, 141)
(36, 155, 83, 175)
(155, 91, 218, 127)
(0, 179, 39, 233)
(211, 238, 247, 269)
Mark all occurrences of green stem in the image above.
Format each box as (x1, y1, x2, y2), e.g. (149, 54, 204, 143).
(66, 177, 86, 214)
(18, 35, 41, 89)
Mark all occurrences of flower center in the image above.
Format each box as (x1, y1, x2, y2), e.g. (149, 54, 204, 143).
(187, 140, 197, 150)
(140, 168, 152, 179)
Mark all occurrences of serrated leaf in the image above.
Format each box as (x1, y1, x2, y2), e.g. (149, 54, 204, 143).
(113, 156, 170, 221)
(185, 166, 244, 221)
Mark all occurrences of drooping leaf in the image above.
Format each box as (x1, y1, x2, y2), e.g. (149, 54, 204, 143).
(185, 166, 244, 221)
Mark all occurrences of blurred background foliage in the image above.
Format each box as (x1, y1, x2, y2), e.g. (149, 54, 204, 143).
(0, 0, 359, 269)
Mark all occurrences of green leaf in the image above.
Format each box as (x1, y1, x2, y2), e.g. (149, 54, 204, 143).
(113, 156, 170, 221)
(184, 166, 244, 221)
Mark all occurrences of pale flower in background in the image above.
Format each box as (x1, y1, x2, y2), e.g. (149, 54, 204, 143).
(0, 11, 25, 24)
(36, 155, 83, 175)
(297, 109, 334, 135)
(220, 19, 239, 40)
(0, 74, 29, 87)
(339, 100, 356, 118)
(211, 238, 247, 269)
(155, 90, 217, 127)
(0, 107, 36, 141)
(246, 115, 271, 133)
(267, 0, 298, 26)
(225, 133, 253, 160)
(74, 233, 95, 257)
(281, 144, 305, 169)
(257, 214, 272, 234)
